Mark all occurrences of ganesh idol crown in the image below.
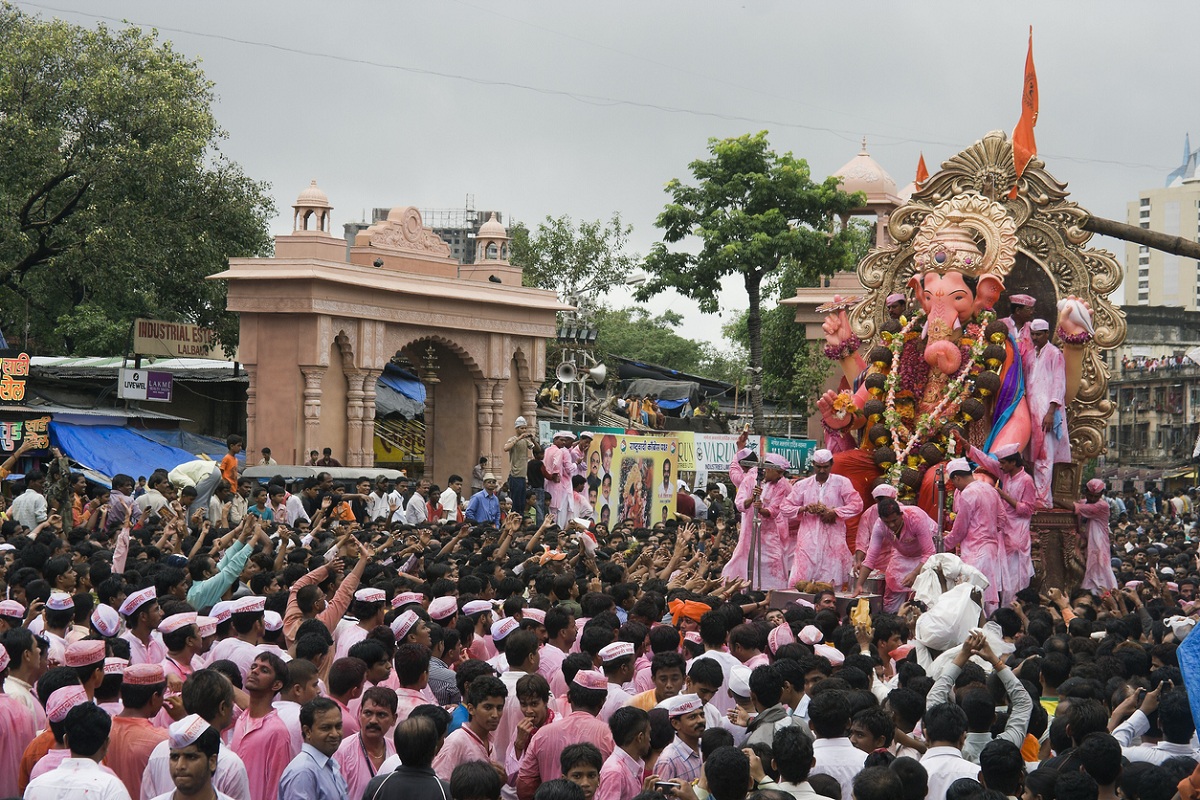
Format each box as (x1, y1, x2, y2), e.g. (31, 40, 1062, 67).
(815, 130, 1124, 515)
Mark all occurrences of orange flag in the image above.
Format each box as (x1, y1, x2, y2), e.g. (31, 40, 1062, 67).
(1010, 26, 1038, 198)
(915, 152, 929, 186)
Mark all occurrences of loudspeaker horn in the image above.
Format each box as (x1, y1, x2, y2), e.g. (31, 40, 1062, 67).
(556, 361, 577, 383)
(586, 364, 607, 386)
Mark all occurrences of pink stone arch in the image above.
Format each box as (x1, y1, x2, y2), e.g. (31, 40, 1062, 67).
(511, 346, 534, 384)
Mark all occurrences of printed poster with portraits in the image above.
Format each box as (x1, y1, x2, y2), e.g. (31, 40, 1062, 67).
(586, 434, 678, 528)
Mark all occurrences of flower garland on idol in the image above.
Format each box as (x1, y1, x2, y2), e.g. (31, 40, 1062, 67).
(879, 308, 997, 488)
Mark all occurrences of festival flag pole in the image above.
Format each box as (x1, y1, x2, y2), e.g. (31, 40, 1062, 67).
(1009, 26, 1038, 199)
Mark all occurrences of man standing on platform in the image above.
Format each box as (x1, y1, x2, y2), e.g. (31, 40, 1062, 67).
(1002, 294, 1036, 359)
(943, 458, 1005, 614)
(785, 449, 863, 589)
(1070, 479, 1119, 597)
(851, 497, 936, 614)
(544, 432, 575, 529)
(504, 417, 535, 518)
(720, 449, 793, 590)
(1023, 319, 1071, 507)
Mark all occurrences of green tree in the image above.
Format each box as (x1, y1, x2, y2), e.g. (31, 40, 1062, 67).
(0, 6, 274, 354)
(511, 213, 638, 299)
(723, 218, 874, 419)
(637, 131, 863, 430)
(593, 306, 738, 378)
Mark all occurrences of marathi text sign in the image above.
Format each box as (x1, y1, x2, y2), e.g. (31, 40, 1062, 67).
(587, 434, 678, 527)
(0, 351, 30, 404)
(0, 415, 50, 452)
(133, 318, 221, 359)
(766, 436, 817, 473)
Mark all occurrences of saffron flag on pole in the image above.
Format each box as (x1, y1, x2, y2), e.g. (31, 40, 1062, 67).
(1010, 26, 1038, 199)
(915, 153, 929, 187)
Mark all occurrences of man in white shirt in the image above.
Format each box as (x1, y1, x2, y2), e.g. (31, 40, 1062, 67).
(10, 469, 48, 530)
(1111, 685, 1200, 765)
(807, 690, 865, 800)
(437, 475, 463, 521)
(26, 702, 131, 800)
(403, 480, 431, 525)
(920, 702, 980, 800)
(367, 478, 403, 522)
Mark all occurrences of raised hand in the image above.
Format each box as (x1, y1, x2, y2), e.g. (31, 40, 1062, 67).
(817, 389, 854, 430)
(822, 301, 854, 350)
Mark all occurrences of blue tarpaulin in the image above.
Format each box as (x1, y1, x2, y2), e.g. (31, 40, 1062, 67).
(135, 429, 245, 464)
(379, 364, 426, 404)
(50, 422, 201, 481)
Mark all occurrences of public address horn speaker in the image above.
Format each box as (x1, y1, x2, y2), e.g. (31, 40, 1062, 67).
(585, 364, 607, 386)
(556, 362, 577, 383)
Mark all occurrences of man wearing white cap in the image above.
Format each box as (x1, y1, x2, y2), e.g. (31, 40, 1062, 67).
(24, 703, 127, 800)
(785, 449, 863, 588)
(1023, 318, 1071, 507)
(504, 416, 536, 518)
(544, 431, 575, 528)
(653, 694, 705, 784)
(1002, 294, 1036, 359)
(721, 445, 794, 590)
(954, 430, 1038, 605)
(943, 458, 1005, 613)
(149, 714, 228, 800)
(1076, 479, 1118, 595)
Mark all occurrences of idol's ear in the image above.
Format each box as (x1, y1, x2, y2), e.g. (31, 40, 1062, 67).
(907, 274, 928, 311)
(974, 275, 1005, 314)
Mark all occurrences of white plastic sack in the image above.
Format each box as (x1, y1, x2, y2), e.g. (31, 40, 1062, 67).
(913, 582, 983, 653)
(911, 553, 990, 606)
(923, 620, 1015, 680)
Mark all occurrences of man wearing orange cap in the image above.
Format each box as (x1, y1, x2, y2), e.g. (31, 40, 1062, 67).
(107, 663, 169, 797)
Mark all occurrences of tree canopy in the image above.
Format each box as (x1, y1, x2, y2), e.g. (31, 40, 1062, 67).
(637, 131, 864, 429)
(0, 6, 274, 354)
(512, 213, 637, 300)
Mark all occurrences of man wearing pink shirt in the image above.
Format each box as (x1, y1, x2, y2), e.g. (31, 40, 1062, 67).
(516, 669, 614, 800)
(390, 643, 433, 725)
(119, 586, 167, 666)
(729, 624, 770, 669)
(230, 653, 298, 800)
(596, 707, 651, 800)
(943, 458, 1006, 614)
(334, 686, 397, 800)
(543, 432, 575, 529)
(282, 554, 367, 645)
(328, 656, 367, 738)
(433, 674, 508, 781)
(0, 645, 37, 798)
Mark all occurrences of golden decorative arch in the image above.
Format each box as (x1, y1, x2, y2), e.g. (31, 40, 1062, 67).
(847, 130, 1125, 465)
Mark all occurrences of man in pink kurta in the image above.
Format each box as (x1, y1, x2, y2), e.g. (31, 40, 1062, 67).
(1075, 479, 1118, 596)
(1002, 293, 1036, 361)
(854, 484, 898, 570)
(0, 676, 37, 799)
(784, 448, 864, 588)
(543, 433, 575, 529)
(721, 449, 794, 590)
(944, 459, 1006, 614)
(853, 499, 936, 613)
(1023, 320, 1071, 507)
(965, 441, 1037, 606)
(230, 707, 295, 800)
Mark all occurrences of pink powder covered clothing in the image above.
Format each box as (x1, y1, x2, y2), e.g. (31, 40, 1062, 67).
(721, 449, 794, 590)
(229, 709, 297, 800)
(1076, 500, 1118, 595)
(862, 506, 937, 613)
(945, 480, 1006, 613)
(785, 473, 864, 587)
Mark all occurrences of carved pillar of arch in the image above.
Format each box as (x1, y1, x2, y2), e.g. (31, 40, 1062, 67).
(424, 382, 437, 481)
(490, 381, 508, 472)
(244, 365, 259, 457)
(476, 379, 499, 469)
(300, 367, 327, 459)
(359, 369, 382, 467)
(520, 381, 540, 430)
(346, 371, 367, 467)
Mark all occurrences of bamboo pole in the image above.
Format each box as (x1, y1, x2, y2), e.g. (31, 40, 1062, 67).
(1082, 215, 1200, 261)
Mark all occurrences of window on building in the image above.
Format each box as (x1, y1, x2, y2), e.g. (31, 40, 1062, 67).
(1141, 198, 1150, 207)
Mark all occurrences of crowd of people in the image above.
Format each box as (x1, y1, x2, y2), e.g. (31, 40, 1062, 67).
(0, 424, 1199, 800)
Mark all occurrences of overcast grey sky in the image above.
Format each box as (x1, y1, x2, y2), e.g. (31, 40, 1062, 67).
(17, 0, 1197, 346)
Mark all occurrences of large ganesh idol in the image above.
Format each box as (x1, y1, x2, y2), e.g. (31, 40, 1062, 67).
(817, 192, 1092, 521)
